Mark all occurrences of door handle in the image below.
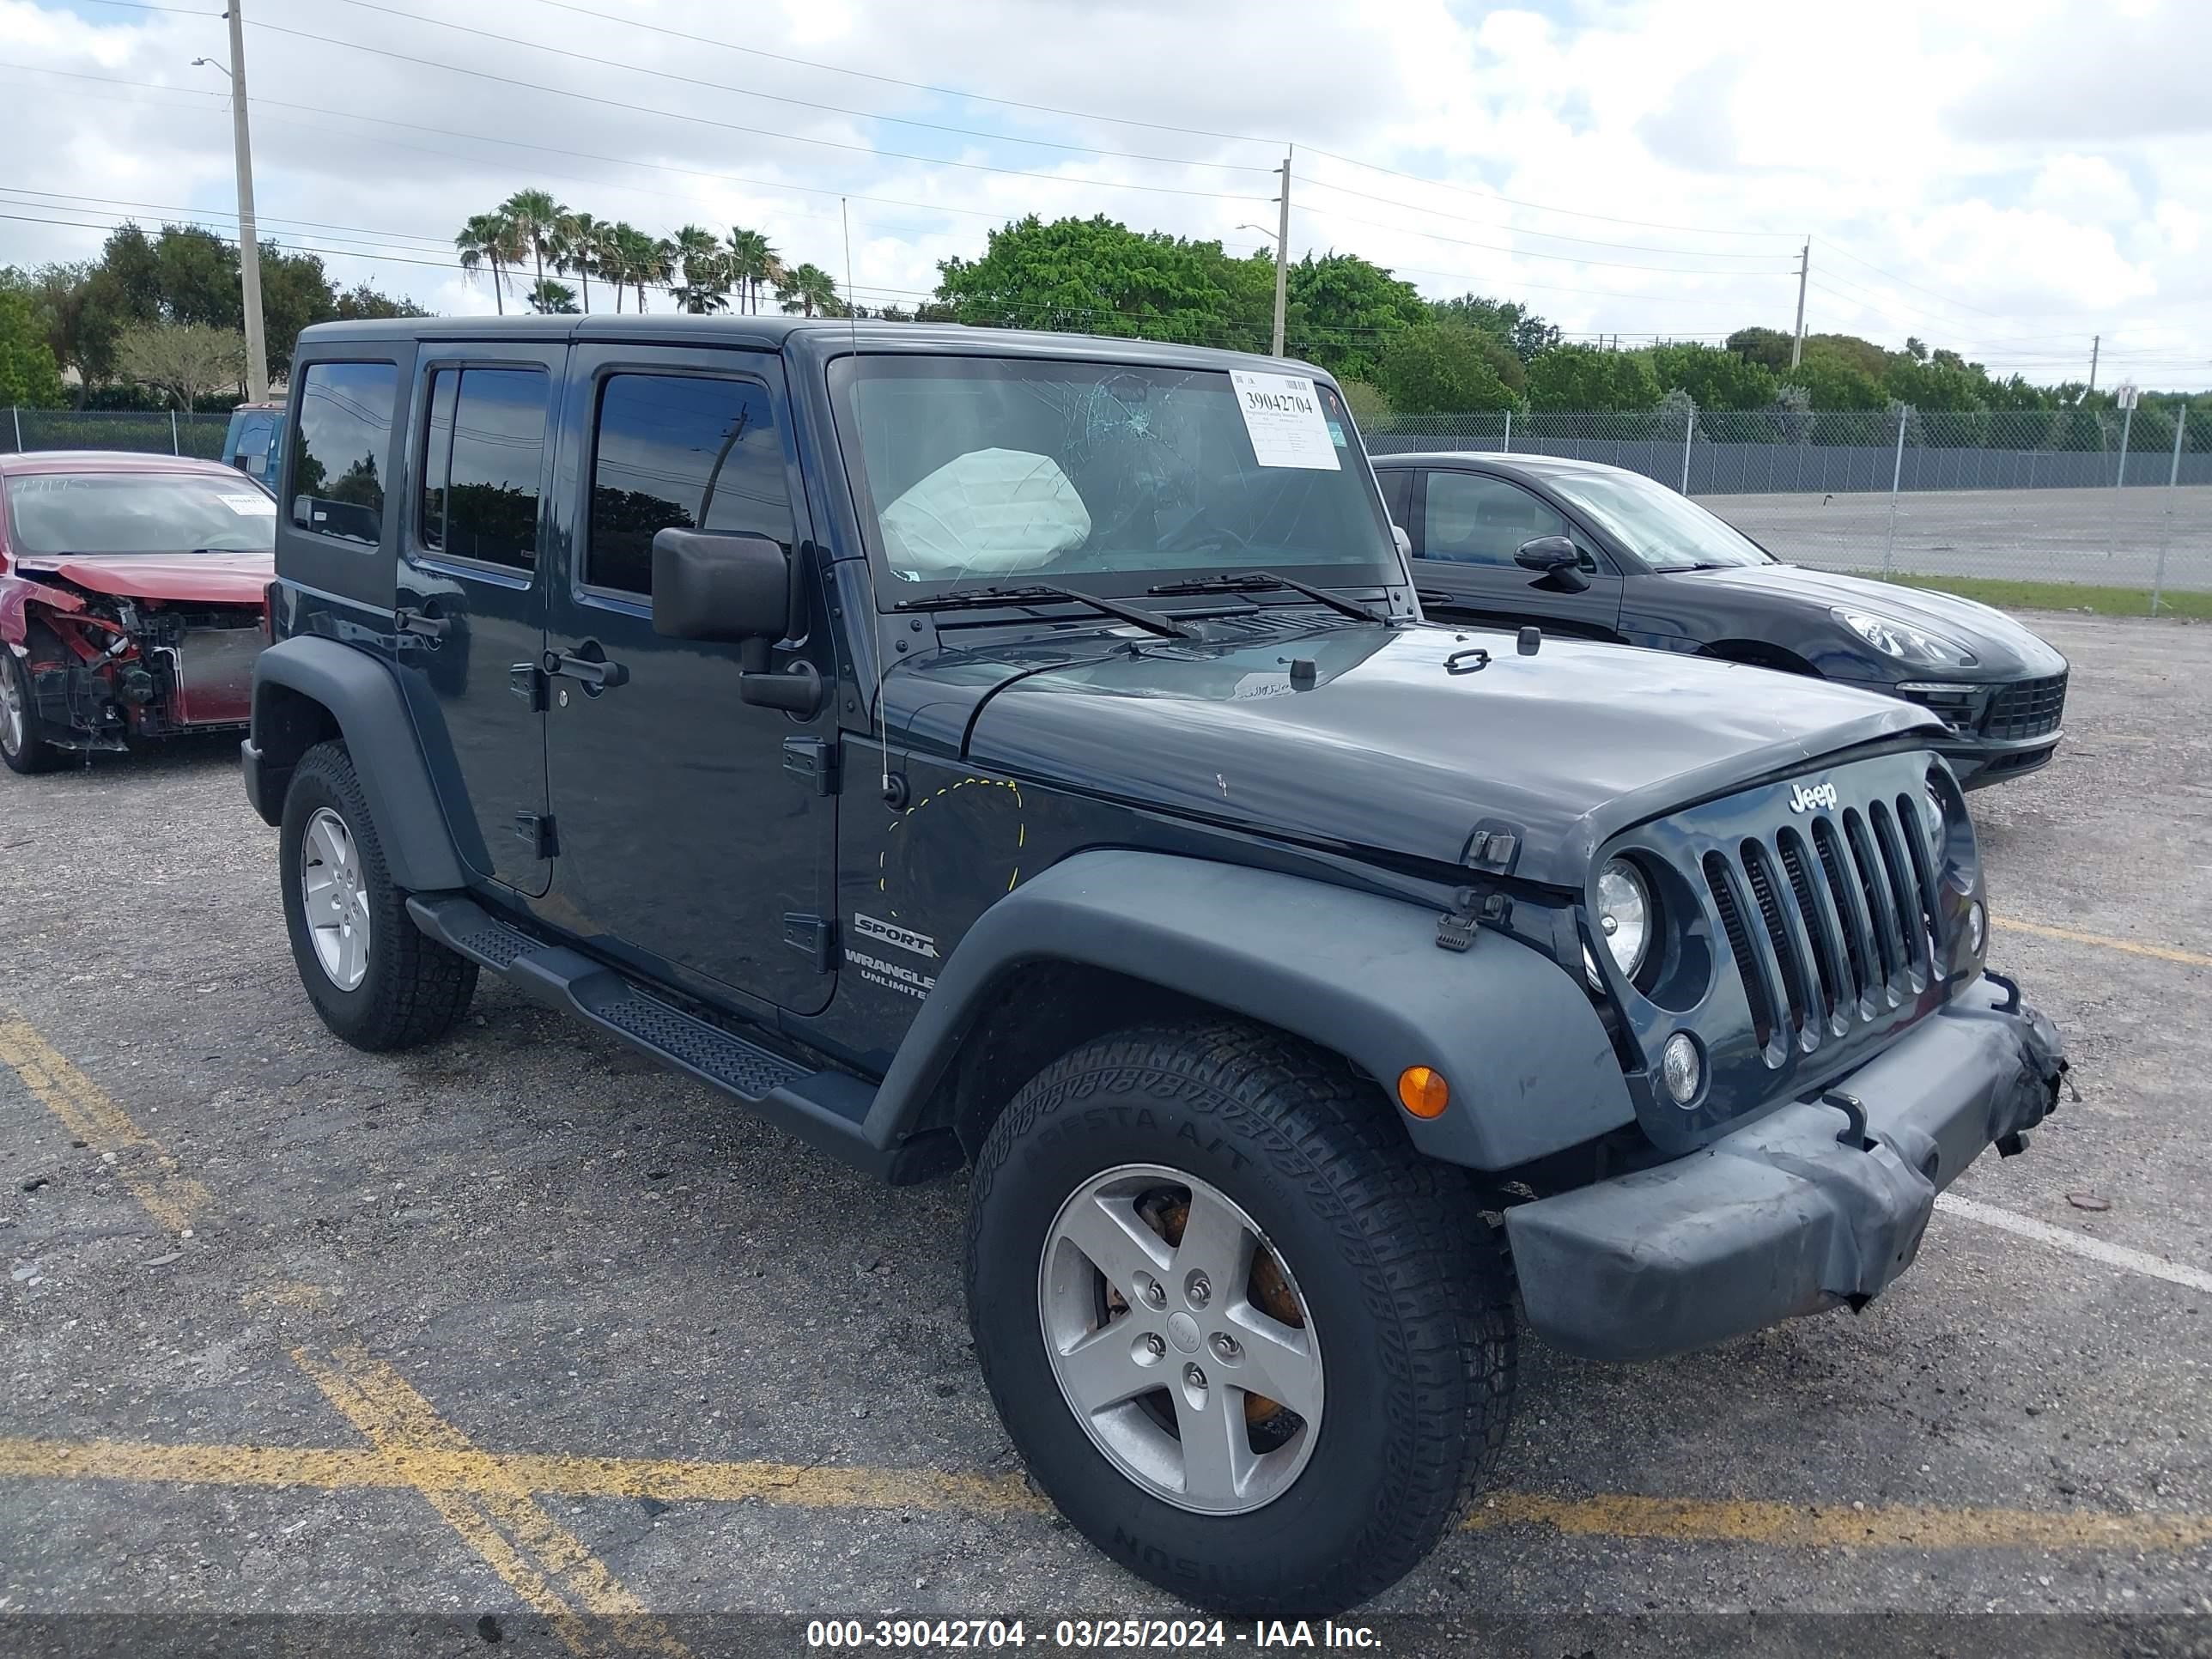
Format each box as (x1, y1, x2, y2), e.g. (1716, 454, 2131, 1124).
(395, 605, 450, 639)
(544, 648, 629, 690)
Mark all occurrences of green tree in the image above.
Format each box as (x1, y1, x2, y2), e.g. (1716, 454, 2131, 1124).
(607, 224, 670, 314)
(552, 210, 612, 313)
(1374, 325, 1518, 414)
(669, 226, 729, 313)
(1885, 356, 1987, 412)
(1429, 293, 1559, 362)
(332, 283, 429, 321)
(1337, 379, 1392, 423)
(935, 215, 1268, 349)
(498, 190, 567, 291)
(775, 262, 842, 318)
(456, 211, 524, 315)
(1650, 341, 1778, 410)
(0, 288, 68, 408)
(526, 278, 580, 315)
(114, 320, 245, 410)
(1725, 325, 1796, 372)
(257, 246, 342, 378)
(1283, 251, 1428, 382)
(1780, 353, 1886, 411)
(1526, 344, 1661, 410)
(726, 227, 782, 316)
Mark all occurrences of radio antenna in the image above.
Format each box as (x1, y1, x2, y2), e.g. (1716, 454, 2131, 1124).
(842, 198, 896, 804)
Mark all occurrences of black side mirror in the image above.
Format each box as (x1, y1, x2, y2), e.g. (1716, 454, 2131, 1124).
(1515, 534, 1590, 592)
(651, 527, 821, 716)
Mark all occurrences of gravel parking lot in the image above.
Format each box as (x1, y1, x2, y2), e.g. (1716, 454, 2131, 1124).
(2, 612, 2209, 1656)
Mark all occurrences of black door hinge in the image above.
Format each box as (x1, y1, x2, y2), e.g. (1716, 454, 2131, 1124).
(781, 736, 840, 795)
(514, 811, 558, 860)
(1436, 884, 1509, 952)
(509, 661, 549, 711)
(782, 913, 836, 973)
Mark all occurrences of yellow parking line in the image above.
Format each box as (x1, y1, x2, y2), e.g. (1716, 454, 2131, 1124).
(2, 1429, 2204, 1557)
(1992, 916, 2211, 968)
(295, 1344, 692, 1659)
(0, 1015, 210, 1231)
(1466, 1490, 2212, 1552)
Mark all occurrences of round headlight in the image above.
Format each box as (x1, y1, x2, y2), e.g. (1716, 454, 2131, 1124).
(1966, 899, 1985, 957)
(1596, 858, 1652, 978)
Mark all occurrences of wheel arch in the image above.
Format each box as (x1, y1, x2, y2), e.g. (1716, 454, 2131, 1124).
(247, 635, 469, 891)
(863, 849, 1638, 1172)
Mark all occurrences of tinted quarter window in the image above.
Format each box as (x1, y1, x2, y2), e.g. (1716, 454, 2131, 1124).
(1422, 471, 1570, 567)
(1376, 467, 1412, 531)
(290, 362, 398, 545)
(420, 367, 548, 570)
(586, 374, 790, 594)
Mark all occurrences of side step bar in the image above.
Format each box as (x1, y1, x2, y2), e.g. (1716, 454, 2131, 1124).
(407, 895, 958, 1183)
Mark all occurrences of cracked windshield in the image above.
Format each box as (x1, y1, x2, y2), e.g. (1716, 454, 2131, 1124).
(832, 356, 1399, 589)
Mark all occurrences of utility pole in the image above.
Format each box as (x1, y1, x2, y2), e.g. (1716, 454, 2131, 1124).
(1790, 240, 1808, 369)
(2087, 334, 2100, 398)
(226, 3, 268, 403)
(1270, 147, 1291, 358)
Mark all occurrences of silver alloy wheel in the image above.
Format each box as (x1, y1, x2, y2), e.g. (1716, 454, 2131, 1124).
(300, 806, 372, 992)
(0, 653, 24, 757)
(1038, 1163, 1323, 1516)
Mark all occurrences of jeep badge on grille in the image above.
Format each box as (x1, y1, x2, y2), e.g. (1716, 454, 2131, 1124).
(1789, 781, 1840, 813)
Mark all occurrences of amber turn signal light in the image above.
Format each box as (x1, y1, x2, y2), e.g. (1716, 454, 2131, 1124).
(1396, 1066, 1449, 1119)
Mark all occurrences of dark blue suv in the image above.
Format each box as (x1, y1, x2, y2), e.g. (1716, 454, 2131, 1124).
(244, 316, 2064, 1615)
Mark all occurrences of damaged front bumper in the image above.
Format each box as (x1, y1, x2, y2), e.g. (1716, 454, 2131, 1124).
(1505, 975, 2066, 1362)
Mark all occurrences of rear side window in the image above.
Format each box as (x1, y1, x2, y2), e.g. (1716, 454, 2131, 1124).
(586, 373, 790, 594)
(418, 366, 550, 570)
(289, 362, 398, 545)
(1421, 471, 1570, 567)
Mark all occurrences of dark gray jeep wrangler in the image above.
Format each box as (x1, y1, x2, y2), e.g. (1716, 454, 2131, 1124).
(244, 316, 2065, 1615)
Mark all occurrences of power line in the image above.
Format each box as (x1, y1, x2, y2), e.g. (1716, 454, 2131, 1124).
(1289, 174, 1796, 261)
(241, 16, 1273, 204)
(1291, 199, 1800, 276)
(506, 0, 1283, 149)
(316, 0, 1273, 176)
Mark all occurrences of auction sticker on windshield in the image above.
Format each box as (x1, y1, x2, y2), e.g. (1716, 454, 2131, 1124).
(221, 494, 277, 515)
(1230, 370, 1340, 471)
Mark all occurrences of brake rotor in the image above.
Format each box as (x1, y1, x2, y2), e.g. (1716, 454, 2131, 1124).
(1138, 1191, 1303, 1425)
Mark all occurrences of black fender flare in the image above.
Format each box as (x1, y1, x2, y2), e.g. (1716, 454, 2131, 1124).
(862, 848, 1636, 1170)
(245, 635, 468, 893)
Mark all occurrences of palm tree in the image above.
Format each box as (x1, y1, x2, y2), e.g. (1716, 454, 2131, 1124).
(605, 224, 664, 314)
(669, 225, 729, 314)
(550, 210, 609, 313)
(499, 189, 567, 292)
(454, 210, 522, 315)
(637, 233, 675, 313)
(775, 262, 842, 318)
(526, 278, 580, 314)
(726, 226, 782, 315)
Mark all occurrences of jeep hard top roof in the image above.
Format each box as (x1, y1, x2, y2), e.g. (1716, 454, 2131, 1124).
(293, 314, 1327, 380)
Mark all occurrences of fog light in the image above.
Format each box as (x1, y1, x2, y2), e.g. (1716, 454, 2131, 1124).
(1966, 900, 1986, 957)
(1662, 1033, 1702, 1106)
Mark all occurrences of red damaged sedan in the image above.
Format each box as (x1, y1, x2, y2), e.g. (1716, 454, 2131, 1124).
(0, 452, 275, 775)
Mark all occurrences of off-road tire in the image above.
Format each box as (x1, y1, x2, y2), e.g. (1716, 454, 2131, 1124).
(279, 739, 477, 1050)
(0, 648, 62, 775)
(966, 1019, 1516, 1616)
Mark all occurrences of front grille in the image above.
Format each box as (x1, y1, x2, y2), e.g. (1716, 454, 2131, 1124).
(1705, 790, 1937, 1056)
(1983, 673, 2065, 740)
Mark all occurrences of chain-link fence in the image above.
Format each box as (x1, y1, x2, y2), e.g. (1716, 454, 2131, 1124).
(11, 398, 2208, 601)
(1365, 403, 2210, 602)
(3, 407, 228, 460)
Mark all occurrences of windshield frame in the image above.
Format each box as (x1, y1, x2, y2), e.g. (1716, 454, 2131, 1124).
(2, 469, 278, 558)
(823, 348, 1407, 613)
(1532, 464, 1776, 574)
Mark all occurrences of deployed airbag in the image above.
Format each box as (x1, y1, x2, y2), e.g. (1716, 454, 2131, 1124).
(879, 448, 1091, 575)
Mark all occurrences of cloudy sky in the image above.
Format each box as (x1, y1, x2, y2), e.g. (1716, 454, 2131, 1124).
(3, 0, 2207, 388)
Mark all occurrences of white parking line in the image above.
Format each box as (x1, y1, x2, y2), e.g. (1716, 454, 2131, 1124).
(1936, 1193, 2212, 1296)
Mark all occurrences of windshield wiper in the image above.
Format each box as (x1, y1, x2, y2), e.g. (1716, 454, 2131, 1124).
(1146, 570, 1386, 624)
(891, 582, 1197, 639)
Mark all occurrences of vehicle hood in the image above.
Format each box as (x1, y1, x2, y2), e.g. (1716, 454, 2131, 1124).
(1672, 564, 2067, 678)
(11, 552, 274, 606)
(903, 618, 1942, 888)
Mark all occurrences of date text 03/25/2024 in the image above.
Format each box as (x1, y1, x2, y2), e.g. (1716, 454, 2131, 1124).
(804, 1619, 1383, 1649)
